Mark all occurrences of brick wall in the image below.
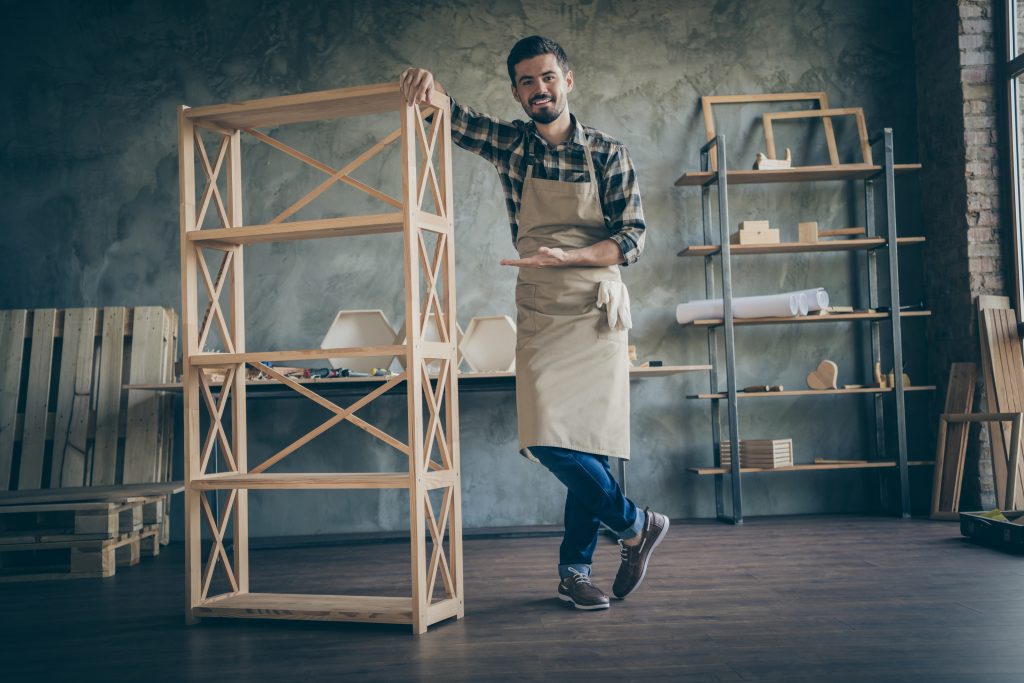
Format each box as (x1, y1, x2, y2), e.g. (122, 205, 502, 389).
(914, 0, 1012, 509)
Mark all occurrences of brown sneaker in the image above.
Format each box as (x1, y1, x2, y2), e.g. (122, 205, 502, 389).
(612, 507, 669, 599)
(557, 568, 610, 610)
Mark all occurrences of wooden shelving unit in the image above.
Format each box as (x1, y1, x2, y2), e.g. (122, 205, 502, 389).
(178, 82, 462, 633)
(679, 128, 925, 523)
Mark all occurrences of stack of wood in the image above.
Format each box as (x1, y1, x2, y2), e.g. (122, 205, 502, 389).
(720, 439, 794, 469)
(730, 220, 780, 245)
(0, 307, 181, 581)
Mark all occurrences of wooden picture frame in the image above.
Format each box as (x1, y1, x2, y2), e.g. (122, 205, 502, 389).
(762, 107, 872, 166)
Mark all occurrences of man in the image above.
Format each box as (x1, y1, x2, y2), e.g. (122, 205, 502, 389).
(399, 35, 668, 611)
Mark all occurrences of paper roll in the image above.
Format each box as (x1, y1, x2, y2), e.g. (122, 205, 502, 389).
(676, 288, 830, 324)
(793, 287, 829, 312)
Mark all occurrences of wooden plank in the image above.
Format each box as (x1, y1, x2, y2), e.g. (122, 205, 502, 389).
(674, 164, 922, 186)
(0, 310, 27, 489)
(193, 592, 413, 624)
(123, 308, 168, 484)
(52, 308, 97, 488)
(930, 363, 977, 518)
(184, 82, 403, 129)
(92, 308, 127, 486)
(187, 212, 404, 245)
(191, 345, 407, 366)
(0, 481, 182, 506)
(62, 307, 98, 489)
(684, 310, 931, 328)
(689, 460, 934, 475)
(191, 472, 411, 490)
(678, 237, 925, 257)
(691, 386, 936, 399)
(19, 309, 57, 490)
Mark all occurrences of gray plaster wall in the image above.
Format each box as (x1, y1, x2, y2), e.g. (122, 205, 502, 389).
(0, 0, 926, 536)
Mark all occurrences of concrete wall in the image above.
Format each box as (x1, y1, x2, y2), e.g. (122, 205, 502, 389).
(0, 0, 927, 536)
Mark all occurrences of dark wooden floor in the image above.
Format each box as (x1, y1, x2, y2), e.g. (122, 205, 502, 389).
(3, 516, 1024, 682)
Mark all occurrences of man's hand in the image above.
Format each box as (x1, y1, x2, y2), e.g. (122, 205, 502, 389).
(500, 247, 573, 268)
(400, 67, 442, 106)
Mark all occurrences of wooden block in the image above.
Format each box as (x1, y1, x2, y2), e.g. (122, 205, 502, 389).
(806, 360, 838, 390)
(115, 537, 141, 567)
(70, 545, 115, 576)
(731, 229, 781, 245)
(798, 222, 818, 243)
(819, 227, 867, 238)
(0, 310, 27, 490)
(74, 506, 119, 537)
(738, 220, 771, 232)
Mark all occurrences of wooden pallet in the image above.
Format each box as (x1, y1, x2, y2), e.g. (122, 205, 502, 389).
(0, 306, 178, 492)
(0, 499, 160, 581)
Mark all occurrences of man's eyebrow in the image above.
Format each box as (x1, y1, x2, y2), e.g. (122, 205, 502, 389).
(518, 70, 557, 84)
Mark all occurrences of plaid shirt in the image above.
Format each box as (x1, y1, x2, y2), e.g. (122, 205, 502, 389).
(449, 96, 646, 265)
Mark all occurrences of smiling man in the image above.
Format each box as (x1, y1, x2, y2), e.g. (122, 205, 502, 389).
(400, 35, 668, 611)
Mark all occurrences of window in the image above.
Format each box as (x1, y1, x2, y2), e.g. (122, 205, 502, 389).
(1004, 0, 1024, 314)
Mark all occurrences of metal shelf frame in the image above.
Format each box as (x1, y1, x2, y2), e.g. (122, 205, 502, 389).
(689, 129, 921, 524)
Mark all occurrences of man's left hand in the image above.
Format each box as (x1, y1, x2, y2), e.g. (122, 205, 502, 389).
(500, 246, 573, 268)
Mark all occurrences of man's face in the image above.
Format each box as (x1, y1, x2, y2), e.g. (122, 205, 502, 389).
(511, 53, 573, 125)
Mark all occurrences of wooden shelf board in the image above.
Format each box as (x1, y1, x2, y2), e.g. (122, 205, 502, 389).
(690, 386, 936, 399)
(191, 472, 412, 490)
(187, 213, 405, 245)
(185, 82, 410, 129)
(123, 364, 712, 391)
(0, 482, 183, 506)
(689, 460, 935, 475)
(674, 163, 922, 186)
(684, 310, 931, 328)
(194, 592, 414, 624)
(190, 346, 408, 367)
(678, 236, 926, 257)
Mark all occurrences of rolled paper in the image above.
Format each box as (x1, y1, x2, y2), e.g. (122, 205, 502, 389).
(792, 287, 829, 312)
(676, 289, 828, 324)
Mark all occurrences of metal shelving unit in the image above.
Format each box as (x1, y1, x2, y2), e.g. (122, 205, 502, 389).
(677, 129, 931, 524)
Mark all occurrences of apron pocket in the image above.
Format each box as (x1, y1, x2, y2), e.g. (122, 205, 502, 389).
(515, 283, 538, 335)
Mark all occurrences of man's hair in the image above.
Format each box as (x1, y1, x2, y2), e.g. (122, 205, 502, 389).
(506, 35, 569, 84)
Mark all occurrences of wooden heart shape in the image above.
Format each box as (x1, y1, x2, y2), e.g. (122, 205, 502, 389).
(806, 360, 838, 390)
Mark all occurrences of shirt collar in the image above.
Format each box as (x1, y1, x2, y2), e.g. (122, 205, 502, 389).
(527, 113, 585, 150)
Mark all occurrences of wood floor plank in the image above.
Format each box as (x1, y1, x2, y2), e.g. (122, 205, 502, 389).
(1, 516, 1023, 681)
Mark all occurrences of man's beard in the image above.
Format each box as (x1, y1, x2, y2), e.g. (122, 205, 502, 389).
(526, 97, 564, 124)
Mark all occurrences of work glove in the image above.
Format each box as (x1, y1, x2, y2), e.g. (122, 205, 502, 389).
(596, 280, 632, 331)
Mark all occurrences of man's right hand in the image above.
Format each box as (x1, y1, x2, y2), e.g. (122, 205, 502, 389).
(400, 68, 443, 106)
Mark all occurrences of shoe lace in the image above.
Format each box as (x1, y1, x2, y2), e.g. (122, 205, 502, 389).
(618, 539, 630, 561)
(567, 567, 593, 585)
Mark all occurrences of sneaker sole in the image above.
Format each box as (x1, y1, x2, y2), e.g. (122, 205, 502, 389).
(614, 516, 670, 600)
(557, 592, 610, 610)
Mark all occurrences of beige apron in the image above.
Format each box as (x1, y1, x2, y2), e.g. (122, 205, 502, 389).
(515, 134, 631, 460)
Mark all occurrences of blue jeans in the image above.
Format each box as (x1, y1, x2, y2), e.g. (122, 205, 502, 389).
(529, 445, 645, 579)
